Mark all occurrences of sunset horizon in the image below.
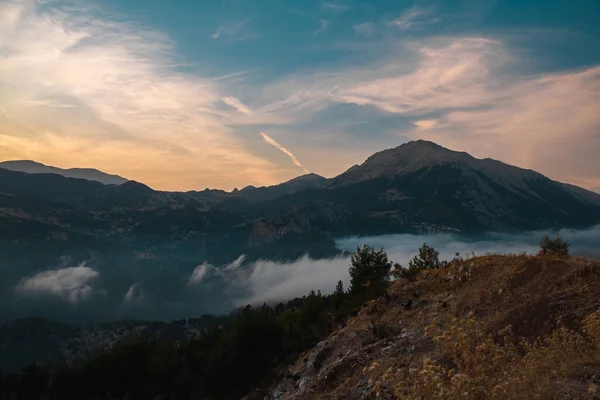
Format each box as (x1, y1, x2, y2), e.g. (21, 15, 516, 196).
(1, 0, 599, 192)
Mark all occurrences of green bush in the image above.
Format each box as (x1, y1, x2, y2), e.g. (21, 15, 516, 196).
(539, 234, 569, 257)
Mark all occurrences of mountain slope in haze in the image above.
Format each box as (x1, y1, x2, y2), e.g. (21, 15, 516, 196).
(0, 160, 128, 185)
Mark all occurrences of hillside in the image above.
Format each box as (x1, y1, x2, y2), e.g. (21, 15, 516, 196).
(3, 249, 600, 399)
(260, 254, 600, 400)
(0, 160, 128, 185)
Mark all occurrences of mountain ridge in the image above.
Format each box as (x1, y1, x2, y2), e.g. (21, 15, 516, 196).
(0, 160, 129, 185)
(1, 140, 599, 264)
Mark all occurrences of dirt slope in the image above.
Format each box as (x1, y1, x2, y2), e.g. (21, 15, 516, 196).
(260, 254, 600, 400)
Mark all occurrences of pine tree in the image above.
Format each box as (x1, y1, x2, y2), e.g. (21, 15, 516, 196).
(349, 245, 392, 299)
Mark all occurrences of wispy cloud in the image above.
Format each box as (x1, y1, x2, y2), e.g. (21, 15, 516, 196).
(314, 20, 331, 36)
(221, 96, 253, 115)
(353, 22, 375, 36)
(260, 132, 309, 173)
(321, 1, 350, 12)
(420, 66, 600, 189)
(188, 263, 209, 285)
(414, 119, 439, 130)
(252, 37, 600, 190)
(0, 2, 275, 191)
(211, 19, 252, 40)
(16, 263, 99, 304)
(392, 6, 439, 30)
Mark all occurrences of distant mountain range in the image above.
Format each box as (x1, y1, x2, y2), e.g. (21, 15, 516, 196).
(0, 160, 128, 185)
(2, 139, 600, 340)
(1, 140, 600, 263)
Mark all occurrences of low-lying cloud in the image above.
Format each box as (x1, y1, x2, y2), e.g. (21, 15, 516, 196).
(16, 263, 99, 304)
(4, 226, 600, 323)
(124, 283, 145, 303)
(229, 226, 600, 306)
(188, 264, 209, 285)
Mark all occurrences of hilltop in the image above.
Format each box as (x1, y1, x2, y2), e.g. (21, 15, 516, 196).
(260, 253, 600, 400)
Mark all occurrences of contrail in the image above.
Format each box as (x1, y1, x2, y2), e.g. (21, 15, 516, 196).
(221, 96, 253, 115)
(260, 132, 309, 173)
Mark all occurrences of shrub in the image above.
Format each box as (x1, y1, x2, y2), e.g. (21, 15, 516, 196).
(539, 234, 569, 257)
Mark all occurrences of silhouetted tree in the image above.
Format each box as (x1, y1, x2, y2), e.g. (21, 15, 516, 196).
(349, 245, 392, 299)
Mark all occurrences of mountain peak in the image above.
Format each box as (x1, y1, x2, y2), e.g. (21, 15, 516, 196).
(284, 173, 326, 184)
(332, 140, 471, 187)
(365, 140, 468, 164)
(0, 160, 128, 185)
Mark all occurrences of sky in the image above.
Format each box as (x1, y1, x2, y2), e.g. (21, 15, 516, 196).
(0, 0, 599, 192)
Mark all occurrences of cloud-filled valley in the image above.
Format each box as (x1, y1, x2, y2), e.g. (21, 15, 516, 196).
(3, 226, 600, 325)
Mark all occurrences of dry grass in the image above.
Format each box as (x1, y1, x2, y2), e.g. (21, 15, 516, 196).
(367, 311, 600, 399)
(264, 254, 600, 400)
(363, 255, 600, 400)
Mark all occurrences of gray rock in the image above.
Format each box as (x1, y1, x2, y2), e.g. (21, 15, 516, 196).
(298, 377, 309, 393)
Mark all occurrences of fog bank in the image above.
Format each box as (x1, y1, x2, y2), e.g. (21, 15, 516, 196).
(233, 226, 600, 306)
(3, 226, 599, 324)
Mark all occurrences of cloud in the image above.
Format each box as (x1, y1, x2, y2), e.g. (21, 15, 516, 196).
(314, 20, 331, 36)
(232, 225, 600, 306)
(260, 132, 310, 173)
(1, 1, 598, 193)
(221, 97, 253, 115)
(392, 6, 438, 30)
(211, 20, 252, 40)
(232, 255, 351, 305)
(124, 283, 145, 303)
(333, 38, 501, 113)
(253, 37, 600, 190)
(16, 263, 99, 304)
(188, 263, 209, 285)
(353, 22, 374, 37)
(413, 119, 438, 130)
(321, 2, 350, 12)
(5, 227, 600, 322)
(417, 66, 600, 189)
(223, 255, 247, 272)
(0, 2, 275, 191)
